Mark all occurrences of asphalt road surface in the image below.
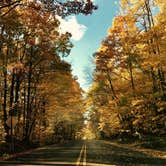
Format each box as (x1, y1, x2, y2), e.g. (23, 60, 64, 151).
(0, 140, 166, 166)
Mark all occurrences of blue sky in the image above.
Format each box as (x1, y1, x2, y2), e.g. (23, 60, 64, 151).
(61, 0, 119, 91)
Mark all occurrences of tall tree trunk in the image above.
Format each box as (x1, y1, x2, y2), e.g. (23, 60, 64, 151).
(3, 48, 9, 137)
(24, 48, 33, 143)
(129, 60, 135, 92)
(151, 67, 158, 93)
(158, 67, 166, 100)
(14, 73, 21, 121)
(143, 1, 160, 94)
(9, 70, 15, 153)
(23, 85, 26, 140)
(27, 85, 37, 140)
(106, 71, 117, 99)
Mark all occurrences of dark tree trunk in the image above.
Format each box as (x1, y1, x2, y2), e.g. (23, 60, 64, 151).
(24, 48, 33, 143)
(106, 71, 117, 99)
(129, 61, 135, 92)
(2, 48, 9, 137)
(9, 70, 15, 153)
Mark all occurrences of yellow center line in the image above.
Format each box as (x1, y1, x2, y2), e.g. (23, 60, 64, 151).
(83, 145, 86, 166)
(76, 144, 85, 166)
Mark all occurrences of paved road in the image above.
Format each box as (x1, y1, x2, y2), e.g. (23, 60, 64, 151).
(0, 140, 166, 166)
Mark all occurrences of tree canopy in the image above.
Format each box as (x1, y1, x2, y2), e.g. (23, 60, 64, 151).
(0, 0, 96, 153)
(86, 0, 166, 139)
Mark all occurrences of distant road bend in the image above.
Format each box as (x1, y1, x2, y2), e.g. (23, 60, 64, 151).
(0, 140, 166, 166)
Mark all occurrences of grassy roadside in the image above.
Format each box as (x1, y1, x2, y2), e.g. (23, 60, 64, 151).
(101, 135, 166, 153)
(134, 136, 166, 151)
(0, 140, 39, 160)
(115, 136, 166, 151)
(0, 138, 69, 160)
(102, 136, 166, 160)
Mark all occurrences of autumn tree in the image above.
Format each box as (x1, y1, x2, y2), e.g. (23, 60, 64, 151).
(0, 0, 97, 153)
(86, 0, 166, 139)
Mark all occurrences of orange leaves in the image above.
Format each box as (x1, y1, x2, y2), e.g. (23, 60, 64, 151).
(7, 62, 24, 71)
(112, 15, 126, 30)
(26, 37, 35, 45)
(0, 0, 98, 144)
(27, 0, 42, 10)
(86, 0, 166, 138)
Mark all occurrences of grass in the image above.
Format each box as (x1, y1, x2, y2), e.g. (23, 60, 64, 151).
(107, 134, 166, 151)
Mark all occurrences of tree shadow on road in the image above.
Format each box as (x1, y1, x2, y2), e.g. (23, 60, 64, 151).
(86, 140, 166, 166)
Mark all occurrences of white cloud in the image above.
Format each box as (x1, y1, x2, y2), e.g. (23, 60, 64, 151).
(58, 16, 87, 41)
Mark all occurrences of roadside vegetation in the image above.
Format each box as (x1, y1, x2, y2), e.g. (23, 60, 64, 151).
(85, 0, 166, 150)
(0, 0, 165, 159)
(0, 0, 97, 156)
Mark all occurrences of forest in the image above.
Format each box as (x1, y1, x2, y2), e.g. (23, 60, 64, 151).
(0, 0, 166, 158)
(0, 0, 96, 155)
(86, 0, 166, 144)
